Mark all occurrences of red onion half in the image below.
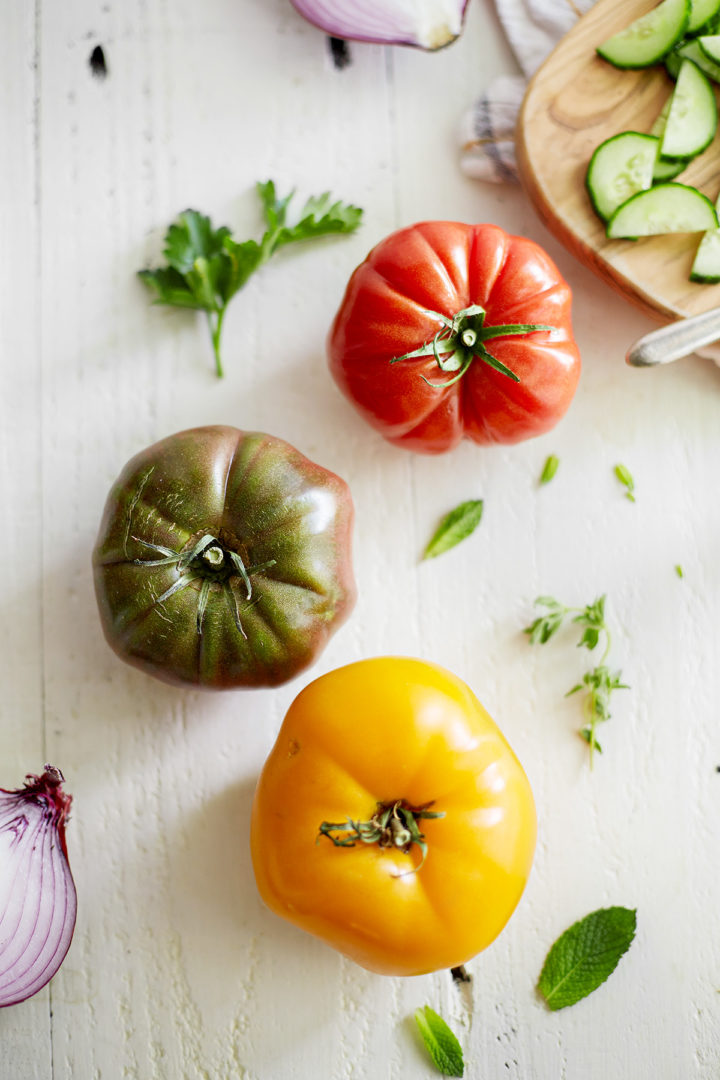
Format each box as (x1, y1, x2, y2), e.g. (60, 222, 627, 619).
(289, 0, 470, 50)
(0, 766, 77, 1007)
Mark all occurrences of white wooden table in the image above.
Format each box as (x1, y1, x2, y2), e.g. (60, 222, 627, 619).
(2, 1, 720, 1077)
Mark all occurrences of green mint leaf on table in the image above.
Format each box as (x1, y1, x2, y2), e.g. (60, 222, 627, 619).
(139, 183, 363, 378)
(538, 907, 637, 1011)
(675, 564, 684, 579)
(414, 1006, 464, 1077)
(614, 463, 636, 502)
(539, 454, 560, 485)
(423, 500, 483, 560)
(524, 595, 628, 764)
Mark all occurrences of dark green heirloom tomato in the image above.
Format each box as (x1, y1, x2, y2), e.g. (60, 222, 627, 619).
(92, 426, 356, 689)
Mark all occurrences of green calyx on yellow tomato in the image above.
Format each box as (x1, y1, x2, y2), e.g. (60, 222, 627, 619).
(93, 426, 356, 690)
(251, 657, 537, 976)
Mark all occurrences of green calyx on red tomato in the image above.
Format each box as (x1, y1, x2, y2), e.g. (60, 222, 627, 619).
(92, 425, 355, 690)
(392, 302, 554, 388)
(328, 221, 582, 454)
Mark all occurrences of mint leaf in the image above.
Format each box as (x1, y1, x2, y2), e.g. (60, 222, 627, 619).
(414, 1006, 464, 1077)
(538, 907, 637, 1010)
(423, 500, 483, 560)
(539, 454, 560, 484)
(139, 182, 363, 377)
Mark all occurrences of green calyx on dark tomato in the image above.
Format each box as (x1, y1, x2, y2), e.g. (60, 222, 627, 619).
(93, 426, 356, 690)
(328, 221, 582, 455)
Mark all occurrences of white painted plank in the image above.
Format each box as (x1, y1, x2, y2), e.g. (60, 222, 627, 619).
(0, 2, 54, 1075)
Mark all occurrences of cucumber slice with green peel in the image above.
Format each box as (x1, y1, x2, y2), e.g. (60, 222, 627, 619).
(665, 47, 683, 76)
(676, 36, 720, 78)
(690, 195, 720, 279)
(607, 182, 718, 238)
(687, 0, 720, 33)
(586, 133, 659, 221)
(653, 154, 687, 180)
(650, 96, 687, 179)
(651, 95, 673, 135)
(697, 32, 720, 59)
(659, 59, 717, 157)
(597, 0, 690, 69)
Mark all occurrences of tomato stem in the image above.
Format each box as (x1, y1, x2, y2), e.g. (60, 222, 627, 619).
(317, 799, 443, 872)
(131, 532, 275, 637)
(390, 304, 557, 388)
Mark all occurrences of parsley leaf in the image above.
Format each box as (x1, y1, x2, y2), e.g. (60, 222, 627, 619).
(414, 1006, 464, 1077)
(538, 907, 637, 1010)
(139, 183, 363, 377)
(423, 500, 483, 560)
(524, 594, 629, 764)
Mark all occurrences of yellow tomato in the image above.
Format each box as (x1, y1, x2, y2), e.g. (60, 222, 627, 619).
(250, 657, 536, 976)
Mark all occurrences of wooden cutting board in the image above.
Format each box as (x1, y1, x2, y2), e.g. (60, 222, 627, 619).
(517, 0, 720, 322)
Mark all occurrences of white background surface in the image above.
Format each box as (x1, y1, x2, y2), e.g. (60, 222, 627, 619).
(2, 1, 720, 1077)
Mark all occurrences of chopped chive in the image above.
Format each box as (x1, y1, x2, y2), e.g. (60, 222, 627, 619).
(614, 463, 635, 502)
(539, 454, 560, 485)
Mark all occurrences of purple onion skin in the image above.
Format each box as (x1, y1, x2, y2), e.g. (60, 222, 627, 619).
(0, 768, 77, 1008)
(289, 0, 471, 51)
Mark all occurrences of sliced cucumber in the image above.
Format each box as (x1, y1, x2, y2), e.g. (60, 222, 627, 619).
(676, 36, 720, 78)
(687, 0, 720, 33)
(597, 0, 690, 68)
(660, 59, 717, 157)
(690, 194, 720, 279)
(665, 47, 683, 76)
(653, 154, 688, 180)
(586, 133, 659, 221)
(649, 97, 688, 178)
(697, 32, 720, 59)
(607, 182, 718, 238)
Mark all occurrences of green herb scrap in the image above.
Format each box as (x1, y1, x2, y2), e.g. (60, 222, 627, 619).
(414, 1006, 464, 1077)
(524, 594, 629, 764)
(139, 181, 363, 377)
(675, 564, 684, 579)
(538, 907, 637, 1011)
(423, 500, 483, 560)
(539, 454, 560, 485)
(614, 463, 636, 502)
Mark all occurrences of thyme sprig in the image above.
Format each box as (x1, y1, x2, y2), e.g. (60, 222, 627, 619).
(525, 595, 629, 765)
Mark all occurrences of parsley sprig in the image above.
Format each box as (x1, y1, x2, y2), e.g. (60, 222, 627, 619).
(525, 594, 628, 764)
(139, 181, 363, 377)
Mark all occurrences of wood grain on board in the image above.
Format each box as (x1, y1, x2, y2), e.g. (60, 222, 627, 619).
(517, 0, 720, 322)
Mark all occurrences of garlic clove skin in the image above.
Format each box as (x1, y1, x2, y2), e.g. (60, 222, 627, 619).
(289, 0, 470, 51)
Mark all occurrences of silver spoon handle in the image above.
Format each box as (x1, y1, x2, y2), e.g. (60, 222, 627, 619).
(626, 306, 720, 367)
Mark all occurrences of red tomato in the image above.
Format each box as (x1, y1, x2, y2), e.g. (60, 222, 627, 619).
(328, 221, 581, 454)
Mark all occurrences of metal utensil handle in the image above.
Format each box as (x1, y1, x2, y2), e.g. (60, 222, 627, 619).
(626, 306, 720, 367)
